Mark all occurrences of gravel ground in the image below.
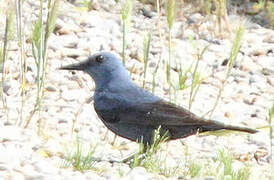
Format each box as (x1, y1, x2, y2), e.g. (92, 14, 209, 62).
(0, 0, 273, 179)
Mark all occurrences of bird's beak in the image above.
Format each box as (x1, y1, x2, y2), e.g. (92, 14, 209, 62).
(59, 61, 87, 71)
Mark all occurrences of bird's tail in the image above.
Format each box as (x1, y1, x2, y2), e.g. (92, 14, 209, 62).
(221, 124, 258, 134)
(206, 119, 258, 134)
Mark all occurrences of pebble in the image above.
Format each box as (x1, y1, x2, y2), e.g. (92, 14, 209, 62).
(61, 47, 88, 58)
(33, 160, 59, 174)
(3, 80, 20, 96)
(263, 32, 274, 43)
(240, 56, 260, 72)
(0, 126, 22, 141)
(123, 167, 149, 180)
(56, 19, 82, 35)
(248, 47, 266, 56)
(46, 85, 57, 92)
(57, 33, 79, 48)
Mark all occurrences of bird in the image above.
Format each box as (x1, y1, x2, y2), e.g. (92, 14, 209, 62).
(60, 52, 258, 146)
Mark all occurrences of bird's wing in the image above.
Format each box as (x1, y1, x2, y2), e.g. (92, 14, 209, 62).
(113, 100, 214, 126)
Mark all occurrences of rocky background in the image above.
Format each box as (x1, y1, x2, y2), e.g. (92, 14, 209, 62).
(0, 0, 273, 179)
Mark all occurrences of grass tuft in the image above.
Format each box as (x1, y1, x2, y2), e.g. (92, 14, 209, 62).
(216, 149, 250, 180)
(130, 126, 174, 176)
(177, 63, 191, 90)
(62, 138, 97, 172)
(188, 161, 202, 178)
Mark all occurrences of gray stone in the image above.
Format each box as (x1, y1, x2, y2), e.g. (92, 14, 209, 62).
(123, 167, 149, 180)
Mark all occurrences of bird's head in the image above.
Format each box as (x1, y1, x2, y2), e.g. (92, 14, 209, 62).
(60, 52, 131, 88)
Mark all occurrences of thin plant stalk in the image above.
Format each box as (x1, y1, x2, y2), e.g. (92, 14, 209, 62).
(166, 0, 176, 99)
(188, 39, 209, 110)
(269, 103, 274, 171)
(23, 1, 43, 129)
(121, 0, 132, 65)
(15, 0, 27, 126)
(24, 0, 59, 132)
(152, 0, 163, 94)
(142, 32, 151, 88)
(1, 15, 11, 123)
(167, 29, 172, 87)
(214, 0, 231, 37)
(122, 22, 126, 64)
(189, 64, 200, 110)
(189, 74, 203, 109)
(1, 7, 14, 123)
(36, 0, 44, 133)
(166, 0, 176, 82)
(152, 58, 160, 94)
(209, 24, 244, 118)
(206, 0, 212, 15)
(214, 0, 222, 35)
(177, 63, 192, 90)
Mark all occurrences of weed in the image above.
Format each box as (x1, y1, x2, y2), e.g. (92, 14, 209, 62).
(177, 63, 192, 90)
(216, 149, 250, 180)
(62, 138, 97, 171)
(24, 0, 59, 133)
(189, 161, 202, 178)
(166, 0, 177, 99)
(267, 1, 274, 27)
(0, 19, 8, 121)
(130, 126, 174, 176)
(209, 24, 244, 118)
(188, 35, 209, 110)
(1, 10, 13, 123)
(142, 32, 151, 88)
(268, 103, 274, 172)
(121, 0, 133, 65)
(82, 0, 94, 11)
(152, 58, 160, 94)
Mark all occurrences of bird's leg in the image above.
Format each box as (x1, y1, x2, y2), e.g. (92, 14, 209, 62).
(79, 153, 144, 165)
(122, 144, 149, 164)
(109, 145, 148, 164)
(89, 155, 141, 164)
(90, 145, 147, 164)
(103, 130, 109, 141)
(107, 149, 147, 164)
(108, 153, 138, 163)
(121, 152, 146, 164)
(111, 134, 117, 146)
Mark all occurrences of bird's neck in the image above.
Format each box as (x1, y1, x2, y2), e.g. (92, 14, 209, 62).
(94, 69, 134, 92)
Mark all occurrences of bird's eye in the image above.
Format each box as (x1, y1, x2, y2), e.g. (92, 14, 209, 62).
(95, 55, 104, 63)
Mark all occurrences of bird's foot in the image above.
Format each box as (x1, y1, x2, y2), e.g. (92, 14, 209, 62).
(108, 153, 145, 164)
(91, 153, 145, 164)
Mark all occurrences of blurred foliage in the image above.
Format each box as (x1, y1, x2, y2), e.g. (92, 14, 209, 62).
(267, 1, 274, 27)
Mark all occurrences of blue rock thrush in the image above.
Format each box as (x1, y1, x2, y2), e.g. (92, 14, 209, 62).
(60, 52, 257, 145)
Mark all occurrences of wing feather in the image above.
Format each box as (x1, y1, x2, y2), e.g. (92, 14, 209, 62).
(114, 100, 213, 126)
